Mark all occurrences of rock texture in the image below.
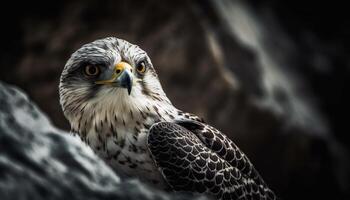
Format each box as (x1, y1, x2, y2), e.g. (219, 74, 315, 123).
(0, 82, 208, 200)
(0, 0, 349, 199)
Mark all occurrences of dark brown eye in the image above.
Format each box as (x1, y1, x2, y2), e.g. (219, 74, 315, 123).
(136, 61, 146, 74)
(84, 65, 100, 76)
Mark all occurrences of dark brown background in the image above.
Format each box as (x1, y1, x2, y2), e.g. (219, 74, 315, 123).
(0, 0, 349, 199)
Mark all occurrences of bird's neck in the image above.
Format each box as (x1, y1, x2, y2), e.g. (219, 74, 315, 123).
(69, 93, 180, 144)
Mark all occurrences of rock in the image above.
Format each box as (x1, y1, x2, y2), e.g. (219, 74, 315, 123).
(0, 82, 208, 200)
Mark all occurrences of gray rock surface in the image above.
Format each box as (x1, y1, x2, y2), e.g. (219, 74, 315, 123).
(0, 82, 208, 200)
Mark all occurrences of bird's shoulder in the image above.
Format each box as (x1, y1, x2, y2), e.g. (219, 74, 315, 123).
(175, 110, 205, 123)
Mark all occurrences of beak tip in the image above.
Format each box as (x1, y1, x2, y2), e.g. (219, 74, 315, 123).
(125, 73, 132, 95)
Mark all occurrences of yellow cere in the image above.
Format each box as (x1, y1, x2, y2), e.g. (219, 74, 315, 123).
(95, 62, 133, 85)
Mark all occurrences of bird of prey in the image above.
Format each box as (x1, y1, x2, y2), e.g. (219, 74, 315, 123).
(59, 37, 276, 200)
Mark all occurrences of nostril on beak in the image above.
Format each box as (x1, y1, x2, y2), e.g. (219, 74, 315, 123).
(115, 61, 132, 75)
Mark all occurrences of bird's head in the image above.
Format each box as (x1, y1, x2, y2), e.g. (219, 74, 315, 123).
(59, 37, 171, 124)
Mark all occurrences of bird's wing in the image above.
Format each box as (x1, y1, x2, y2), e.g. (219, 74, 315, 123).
(147, 121, 276, 200)
(175, 120, 269, 187)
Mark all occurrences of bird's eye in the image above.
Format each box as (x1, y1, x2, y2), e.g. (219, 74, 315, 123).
(136, 61, 146, 74)
(84, 65, 100, 76)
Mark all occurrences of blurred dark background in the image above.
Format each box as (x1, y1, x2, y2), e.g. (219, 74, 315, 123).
(0, 0, 349, 199)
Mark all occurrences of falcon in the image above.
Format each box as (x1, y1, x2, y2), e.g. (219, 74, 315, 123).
(59, 37, 276, 200)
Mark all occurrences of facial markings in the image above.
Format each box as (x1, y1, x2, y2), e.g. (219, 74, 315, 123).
(60, 37, 172, 139)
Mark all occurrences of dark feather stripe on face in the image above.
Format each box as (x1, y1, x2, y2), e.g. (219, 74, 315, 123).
(140, 79, 153, 97)
(85, 84, 100, 100)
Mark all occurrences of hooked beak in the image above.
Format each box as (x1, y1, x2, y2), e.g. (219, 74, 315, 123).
(95, 62, 133, 95)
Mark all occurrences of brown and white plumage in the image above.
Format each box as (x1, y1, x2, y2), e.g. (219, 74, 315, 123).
(59, 37, 277, 200)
